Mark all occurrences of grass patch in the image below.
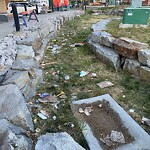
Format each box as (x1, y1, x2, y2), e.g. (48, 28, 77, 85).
(106, 19, 150, 47)
(30, 12, 150, 149)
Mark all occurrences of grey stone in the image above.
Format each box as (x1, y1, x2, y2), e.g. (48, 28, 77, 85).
(0, 119, 32, 150)
(4, 58, 14, 67)
(114, 37, 148, 59)
(28, 68, 43, 82)
(2, 70, 30, 89)
(0, 84, 34, 131)
(16, 31, 40, 46)
(138, 49, 150, 66)
(99, 31, 115, 48)
(35, 132, 85, 150)
(89, 32, 101, 44)
(91, 19, 111, 31)
(12, 58, 38, 70)
(0, 143, 14, 150)
(39, 24, 51, 39)
(21, 69, 43, 100)
(21, 80, 36, 100)
(48, 22, 56, 33)
(90, 31, 115, 47)
(0, 119, 25, 135)
(89, 40, 120, 70)
(57, 17, 64, 25)
(140, 66, 150, 81)
(32, 38, 43, 52)
(123, 59, 141, 76)
(35, 48, 45, 63)
(0, 55, 6, 66)
(0, 66, 9, 84)
(16, 45, 35, 59)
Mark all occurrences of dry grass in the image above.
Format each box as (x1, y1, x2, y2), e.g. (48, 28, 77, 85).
(30, 12, 150, 149)
(106, 19, 150, 47)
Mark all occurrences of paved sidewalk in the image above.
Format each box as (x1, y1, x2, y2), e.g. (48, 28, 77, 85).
(0, 10, 83, 40)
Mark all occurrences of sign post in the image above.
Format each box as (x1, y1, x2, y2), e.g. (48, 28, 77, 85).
(11, 3, 20, 31)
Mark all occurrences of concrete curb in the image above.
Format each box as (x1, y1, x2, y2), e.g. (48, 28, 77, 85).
(73, 94, 150, 150)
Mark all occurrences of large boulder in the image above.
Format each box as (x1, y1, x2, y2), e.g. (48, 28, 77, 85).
(138, 49, 150, 67)
(16, 45, 35, 59)
(35, 132, 85, 150)
(21, 68, 43, 100)
(113, 37, 148, 59)
(90, 31, 115, 48)
(89, 40, 120, 70)
(140, 66, 150, 81)
(16, 31, 40, 46)
(123, 59, 141, 76)
(89, 32, 101, 44)
(0, 119, 32, 150)
(99, 31, 115, 48)
(0, 36, 17, 67)
(2, 70, 30, 89)
(0, 84, 34, 131)
(12, 58, 39, 71)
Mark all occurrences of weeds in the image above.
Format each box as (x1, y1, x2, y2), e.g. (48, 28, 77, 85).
(106, 19, 150, 47)
(31, 12, 150, 149)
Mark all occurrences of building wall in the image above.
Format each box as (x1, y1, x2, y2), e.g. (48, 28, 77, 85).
(0, 0, 7, 13)
(5, 0, 10, 6)
(142, 0, 150, 6)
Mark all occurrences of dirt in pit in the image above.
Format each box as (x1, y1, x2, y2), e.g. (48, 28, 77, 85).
(72, 100, 134, 150)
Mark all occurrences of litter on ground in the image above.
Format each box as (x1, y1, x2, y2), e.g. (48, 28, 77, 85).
(142, 117, 150, 127)
(79, 71, 89, 77)
(37, 112, 47, 120)
(39, 95, 58, 103)
(100, 130, 125, 146)
(97, 81, 114, 88)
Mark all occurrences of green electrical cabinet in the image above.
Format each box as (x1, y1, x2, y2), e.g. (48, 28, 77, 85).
(123, 7, 150, 25)
(109, 0, 115, 5)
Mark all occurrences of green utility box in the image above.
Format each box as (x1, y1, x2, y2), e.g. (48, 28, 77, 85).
(123, 7, 150, 25)
(108, 0, 115, 5)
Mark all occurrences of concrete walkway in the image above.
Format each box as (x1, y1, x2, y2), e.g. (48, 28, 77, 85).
(0, 10, 83, 40)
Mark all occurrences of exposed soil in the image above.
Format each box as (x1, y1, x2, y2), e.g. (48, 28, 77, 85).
(72, 100, 134, 150)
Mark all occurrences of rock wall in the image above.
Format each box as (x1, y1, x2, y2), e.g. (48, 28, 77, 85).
(89, 19, 150, 81)
(0, 10, 84, 149)
(91, 9, 124, 16)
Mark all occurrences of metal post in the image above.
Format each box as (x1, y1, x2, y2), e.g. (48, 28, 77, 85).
(23, 3, 28, 16)
(49, 0, 54, 12)
(24, 3, 27, 11)
(36, 4, 39, 14)
(52, 0, 54, 12)
(11, 3, 20, 31)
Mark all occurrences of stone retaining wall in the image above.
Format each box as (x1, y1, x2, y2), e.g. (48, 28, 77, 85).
(89, 19, 150, 81)
(91, 9, 124, 16)
(0, 10, 84, 150)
